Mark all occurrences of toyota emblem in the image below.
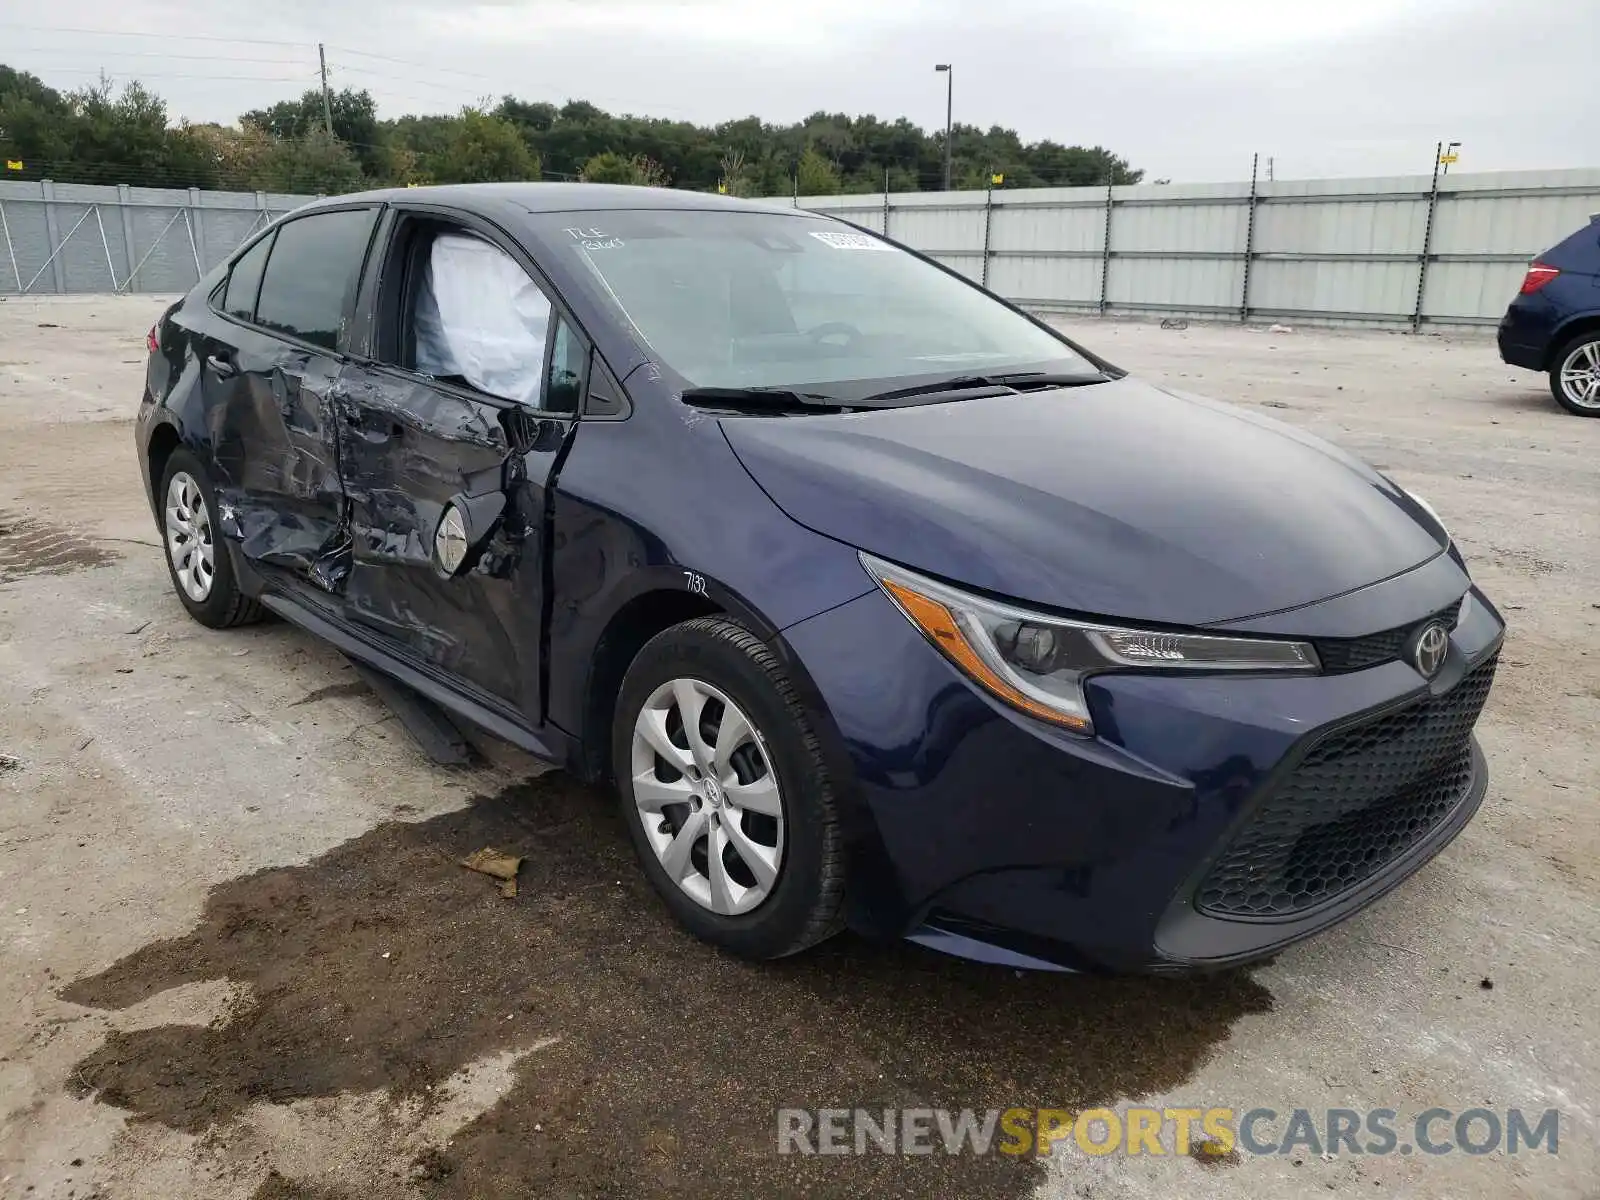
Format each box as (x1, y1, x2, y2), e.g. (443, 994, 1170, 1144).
(1411, 622, 1450, 679)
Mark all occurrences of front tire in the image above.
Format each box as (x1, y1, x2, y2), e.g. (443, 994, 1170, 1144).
(1550, 332, 1600, 417)
(158, 449, 264, 629)
(612, 617, 845, 959)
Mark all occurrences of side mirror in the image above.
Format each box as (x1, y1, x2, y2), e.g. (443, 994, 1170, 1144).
(433, 491, 507, 577)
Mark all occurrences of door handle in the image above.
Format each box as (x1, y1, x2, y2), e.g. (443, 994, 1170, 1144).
(206, 353, 237, 379)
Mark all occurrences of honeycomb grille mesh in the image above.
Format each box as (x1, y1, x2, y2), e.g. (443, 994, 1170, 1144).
(1313, 598, 1464, 673)
(1196, 655, 1497, 919)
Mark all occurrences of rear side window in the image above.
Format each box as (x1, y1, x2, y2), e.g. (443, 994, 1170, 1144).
(254, 208, 379, 351)
(223, 233, 273, 320)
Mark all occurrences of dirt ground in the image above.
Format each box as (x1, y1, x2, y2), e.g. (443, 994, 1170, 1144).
(0, 295, 1595, 1200)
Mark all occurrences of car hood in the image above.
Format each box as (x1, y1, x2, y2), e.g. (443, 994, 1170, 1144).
(719, 377, 1447, 627)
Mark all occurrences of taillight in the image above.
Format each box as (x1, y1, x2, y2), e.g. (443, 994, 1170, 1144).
(146, 324, 160, 354)
(1519, 262, 1560, 294)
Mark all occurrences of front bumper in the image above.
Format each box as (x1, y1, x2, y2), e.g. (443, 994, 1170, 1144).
(780, 571, 1505, 974)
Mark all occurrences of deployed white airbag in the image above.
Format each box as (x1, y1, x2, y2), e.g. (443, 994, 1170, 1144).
(414, 233, 550, 406)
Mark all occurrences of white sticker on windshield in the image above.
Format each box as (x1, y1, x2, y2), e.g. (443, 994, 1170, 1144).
(809, 230, 895, 251)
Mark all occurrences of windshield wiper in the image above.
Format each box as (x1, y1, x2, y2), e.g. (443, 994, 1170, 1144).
(853, 370, 1108, 405)
(993, 370, 1110, 390)
(681, 371, 1108, 414)
(679, 386, 846, 413)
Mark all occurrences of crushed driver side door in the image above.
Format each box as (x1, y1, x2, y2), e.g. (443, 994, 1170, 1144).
(333, 207, 583, 723)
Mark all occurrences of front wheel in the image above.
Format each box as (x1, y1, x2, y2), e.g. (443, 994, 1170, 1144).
(1550, 333, 1600, 417)
(612, 617, 845, 959)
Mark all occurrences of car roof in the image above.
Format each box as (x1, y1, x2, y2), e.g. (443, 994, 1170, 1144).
(303, 182, 813, 217)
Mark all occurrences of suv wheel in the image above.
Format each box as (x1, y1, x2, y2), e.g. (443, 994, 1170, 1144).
(158, 449, 265, 628)
(612, 617, 845, 959)
(1551, 333, 1600, 417)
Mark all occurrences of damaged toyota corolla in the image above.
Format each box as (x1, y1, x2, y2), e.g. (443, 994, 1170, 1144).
(136, 184, 1504, 972)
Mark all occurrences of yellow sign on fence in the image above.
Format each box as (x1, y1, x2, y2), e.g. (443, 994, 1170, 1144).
(4, 160, 22, 171)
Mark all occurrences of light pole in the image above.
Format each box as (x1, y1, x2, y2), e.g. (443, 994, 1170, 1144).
(934, 63, 953, 191)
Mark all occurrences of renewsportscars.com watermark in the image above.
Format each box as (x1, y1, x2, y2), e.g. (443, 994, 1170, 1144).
(777, 1106, 1561, 1158)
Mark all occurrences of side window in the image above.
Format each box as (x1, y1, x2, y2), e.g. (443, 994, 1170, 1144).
(545, 317, 586, 415)
(254, 208, 379, 351)
(223, 232, 273, 321)
(410, 231, 554, 408)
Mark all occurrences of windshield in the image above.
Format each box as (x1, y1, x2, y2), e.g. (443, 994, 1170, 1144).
(534, 209, 1092, 394)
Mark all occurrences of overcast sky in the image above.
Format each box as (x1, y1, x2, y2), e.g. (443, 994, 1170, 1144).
(7, 0, 1596, 182)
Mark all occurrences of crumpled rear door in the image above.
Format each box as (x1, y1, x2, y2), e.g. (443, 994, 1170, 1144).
(202, 322, 349, 588)
(202, 205, 381, 592)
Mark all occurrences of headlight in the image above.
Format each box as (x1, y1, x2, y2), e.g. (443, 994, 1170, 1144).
(861, 553, 1319, 736)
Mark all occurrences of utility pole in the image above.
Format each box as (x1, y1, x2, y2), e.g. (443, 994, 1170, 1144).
(318, 44, 336, 137)
(1411, 141, 1444, 332)
(935, 63, 953, 190)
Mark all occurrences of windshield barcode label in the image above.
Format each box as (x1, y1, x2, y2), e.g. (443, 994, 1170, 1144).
(809, 231, 895, 251)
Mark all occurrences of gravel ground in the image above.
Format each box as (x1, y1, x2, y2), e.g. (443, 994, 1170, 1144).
(0, 295, 1595, 1200)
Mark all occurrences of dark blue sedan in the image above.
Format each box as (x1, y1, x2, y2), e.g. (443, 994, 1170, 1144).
(1499, 213, 1600, 416)
(136, 184, 1504, 973)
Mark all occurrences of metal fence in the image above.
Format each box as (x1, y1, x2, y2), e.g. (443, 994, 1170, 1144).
(5, 168, 1599, 329)
(795, 166, 1600, 329)
(0, 180, 309, 296)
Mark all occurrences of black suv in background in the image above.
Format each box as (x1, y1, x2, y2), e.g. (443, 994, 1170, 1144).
(1499, 214, 1600, 416)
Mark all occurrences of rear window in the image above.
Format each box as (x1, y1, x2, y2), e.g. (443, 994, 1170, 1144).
(254, 208, 379, 351)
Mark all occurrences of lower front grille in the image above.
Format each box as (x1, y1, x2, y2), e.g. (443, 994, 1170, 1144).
(1196, 655, 1497, 919)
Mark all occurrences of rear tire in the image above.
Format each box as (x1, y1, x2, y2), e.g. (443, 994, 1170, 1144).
(1549, 332, 1600, 417)
(158, 449, 265, 629)
(612, 616, 845, 959)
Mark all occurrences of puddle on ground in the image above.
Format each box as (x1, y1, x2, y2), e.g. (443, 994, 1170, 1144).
(63, 775, 1272, 1198)
(0, 509, 118, 582)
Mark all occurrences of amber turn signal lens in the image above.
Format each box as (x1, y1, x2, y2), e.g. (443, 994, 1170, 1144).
(879, 578, 1091, 733)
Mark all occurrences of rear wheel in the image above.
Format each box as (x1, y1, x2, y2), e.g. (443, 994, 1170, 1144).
(612, 617, 845, 959)
(159, 449, 264, 628)
(1550, 333, 1600, 416)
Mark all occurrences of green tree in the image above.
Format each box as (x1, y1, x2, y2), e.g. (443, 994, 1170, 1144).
(0, 67, 72, 179)
(185, 122, 274, 189)
(426, 108, 540, 184)
(55, 77, 218, 187)
(494, 96, 558, 134)
(255, 127, 365, 195)
(1025, 143, 1141, 186)
(718, 149, 754, 197)
(2, 60, 1147, 196)
(795, 147, 839, 195)
(383, 113, 458, 174)
(241, 87, 385, 178)
(579, 152, 665, 187)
